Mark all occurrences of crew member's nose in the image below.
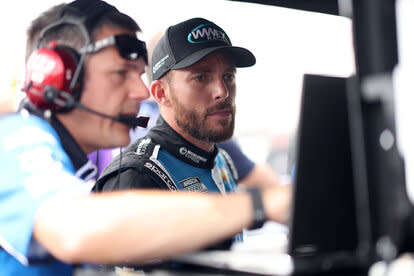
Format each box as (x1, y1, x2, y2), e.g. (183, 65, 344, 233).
(129, 74, 150, 102)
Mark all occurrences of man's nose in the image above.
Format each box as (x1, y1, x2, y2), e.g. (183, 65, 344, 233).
(213, 79, 230, 100)
(129, 74, 150, 101)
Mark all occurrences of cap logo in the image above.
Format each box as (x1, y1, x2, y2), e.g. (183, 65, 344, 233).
(153, 54, 169, 74)
(187, 23, 230, 45)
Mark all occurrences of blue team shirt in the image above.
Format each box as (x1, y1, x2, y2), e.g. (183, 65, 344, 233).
(0, 112, 90, 275)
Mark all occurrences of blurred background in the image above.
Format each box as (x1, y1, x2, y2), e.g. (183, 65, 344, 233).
(0, 0, 355, 182)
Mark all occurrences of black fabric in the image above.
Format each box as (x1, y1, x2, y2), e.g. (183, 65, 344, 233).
(98, 168, 160, 191)
(167, 18, 232, 63)
(246, 187, 266, 230)
(49, 114, 94, 178)
(94, 116, 226, 191)
(151, 17, 256, 80)
(93, 140, 173, 191)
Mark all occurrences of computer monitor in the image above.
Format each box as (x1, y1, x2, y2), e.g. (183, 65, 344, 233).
(288, 74, 372, 273)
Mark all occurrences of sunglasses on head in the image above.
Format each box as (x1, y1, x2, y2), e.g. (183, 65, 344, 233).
(81, 34, 148, 62)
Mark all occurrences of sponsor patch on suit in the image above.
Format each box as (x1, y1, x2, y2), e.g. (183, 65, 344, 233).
(178, 176, 208, 192)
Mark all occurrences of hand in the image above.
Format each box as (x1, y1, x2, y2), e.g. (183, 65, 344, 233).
(262, 184, 292, 224)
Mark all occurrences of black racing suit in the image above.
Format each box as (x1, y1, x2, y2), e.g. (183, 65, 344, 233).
(93, 116, 240, 250)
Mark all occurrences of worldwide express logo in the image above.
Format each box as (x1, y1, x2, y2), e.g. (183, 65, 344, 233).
(187, 23, 230, 45)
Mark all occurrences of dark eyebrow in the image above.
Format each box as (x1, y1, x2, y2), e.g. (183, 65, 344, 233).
(188, 65, 211, 73)
(121, 61, 145, 74)
(225, 66, 237, 73)
(189, 65, 236, 74)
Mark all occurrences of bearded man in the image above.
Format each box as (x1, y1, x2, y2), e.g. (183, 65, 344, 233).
(94, 17, 255, 199)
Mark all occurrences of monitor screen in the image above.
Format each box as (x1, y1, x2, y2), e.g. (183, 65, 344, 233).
(289, 74, 358, 258)
(285, 74, 377, 273)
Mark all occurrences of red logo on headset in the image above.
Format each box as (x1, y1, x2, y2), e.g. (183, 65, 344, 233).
(24, 46, 77, 109)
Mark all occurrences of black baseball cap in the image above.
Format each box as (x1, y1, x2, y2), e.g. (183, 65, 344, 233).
(151, 17, 256, 80)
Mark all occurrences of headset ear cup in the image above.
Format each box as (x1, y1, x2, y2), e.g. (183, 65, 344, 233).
(55, 45, 84, 112)
(23, 45, 83, 112)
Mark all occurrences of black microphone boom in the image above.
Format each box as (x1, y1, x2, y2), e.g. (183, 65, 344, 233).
(115, 114, 149, 128)
(40, 86, 149, 128)
(74, 102, 149, 128)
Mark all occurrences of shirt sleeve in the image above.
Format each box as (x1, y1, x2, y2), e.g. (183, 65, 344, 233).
(0, 114, 90, 265)
(217, 139, 255, 181)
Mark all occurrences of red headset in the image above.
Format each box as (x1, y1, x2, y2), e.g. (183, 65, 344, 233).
(23, 16, 89, 112)
(22, 0, 150, 128)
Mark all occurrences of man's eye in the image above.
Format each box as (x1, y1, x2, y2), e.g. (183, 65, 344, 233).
(116, 70, 128, 78)
(194, 75, 205, 81)
(224, 74, 235, 81)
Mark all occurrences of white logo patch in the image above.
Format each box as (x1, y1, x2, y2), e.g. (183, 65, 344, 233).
(144, 162, 177, 191)
(179, 147, 207, 164)
(211, 166, 226, 194)
(136, 138, 151, 155)
(153, 54, 170, 74)
(179, 177, 208, 193)
(188, 24, 230, 45)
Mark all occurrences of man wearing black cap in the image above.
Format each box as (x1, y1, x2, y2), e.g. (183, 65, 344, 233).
(93, 18, 281, 249)
(94, 18, 256, 196)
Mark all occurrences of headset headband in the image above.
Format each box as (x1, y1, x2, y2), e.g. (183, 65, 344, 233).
(36, 16, 90, 92)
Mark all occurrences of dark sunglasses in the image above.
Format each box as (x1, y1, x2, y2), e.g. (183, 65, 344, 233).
(81, 34, 148, 62)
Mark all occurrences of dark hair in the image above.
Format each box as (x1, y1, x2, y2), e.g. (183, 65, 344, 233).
(89, 10, 141, 41)
(26, 1, 141, 60)
(25, 3, 66, 61)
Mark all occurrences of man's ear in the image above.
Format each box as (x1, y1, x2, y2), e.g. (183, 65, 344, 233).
(151, 80, 171, 107)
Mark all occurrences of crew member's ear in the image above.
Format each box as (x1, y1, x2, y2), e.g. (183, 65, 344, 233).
(151, 79, 171, 107)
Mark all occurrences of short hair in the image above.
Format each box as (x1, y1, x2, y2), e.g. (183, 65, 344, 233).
(25, 3, 66, 61)
(90, 10, 141, 41)
(25, 1, 141, 61)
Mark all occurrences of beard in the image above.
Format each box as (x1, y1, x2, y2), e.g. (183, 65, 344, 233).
(170, 92, 235, 144)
